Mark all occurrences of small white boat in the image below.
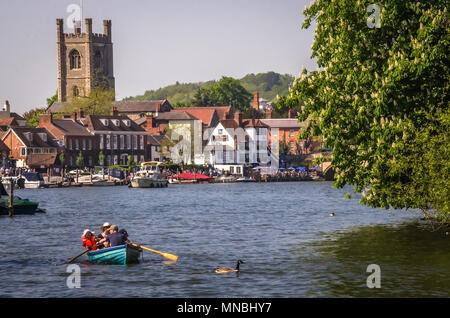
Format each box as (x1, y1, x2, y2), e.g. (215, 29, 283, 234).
(236, 177, 256, 183)
(215, 176, 237, 183)
(168, 176, 180, 184)
(130, 162, 168, 188)
(2, 173, 45, 189)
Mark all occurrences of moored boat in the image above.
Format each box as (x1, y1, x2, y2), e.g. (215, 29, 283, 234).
(87, 244, 142, 265)
(0, 182, 40, 216)
(130, 162, 168, 188)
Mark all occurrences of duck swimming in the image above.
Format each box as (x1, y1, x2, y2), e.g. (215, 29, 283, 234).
(215, 260, 245, 274)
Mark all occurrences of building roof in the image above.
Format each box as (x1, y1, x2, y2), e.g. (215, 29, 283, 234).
(46, 102, 66, 113)
(148, 135, 164, 146)
(81, 115, 146, 133)
(172, 108, 219, 127)
(260, 119, 306, 129)
(156, 111, 198, 121)
(0, 117, 19, 127)
(112, 100, 172, 113)
(51, 119, 92, 136)
(5, 127, 59, 148)
(10, 112, 26, 121)
(242, 118, 268, 128)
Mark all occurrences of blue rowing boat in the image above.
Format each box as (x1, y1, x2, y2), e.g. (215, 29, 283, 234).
(87, 244, 142, 265)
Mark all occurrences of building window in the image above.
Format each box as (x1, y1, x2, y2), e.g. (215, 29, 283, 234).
(114, 155, 118, 165)
(68, 139, 72, 150)
(218, 129, 223, 135)
(75, 139, 79, 150)
(69, 50, 81, 69)
(230, 166, 234, 174)
(106, 155, 111, 166)
(99, 135, 104, 150)
(133, 135, 138, 150)
(82, 139, 86, 150)
(72, 86, 79, 97)
(289, 141, 295, 152)
(140, 155, 145, 163)
(106, 135, 111, 150)
(120, 135, 124, 150)
(20, 147, 26, 156)
(237, 167, 241, 174)
(88, 139, 92, 150)
(113, 135, 118, 150)
(140, 136, 145, 150)
(127, 135, 131, 150)
(289, 129, 294, 138)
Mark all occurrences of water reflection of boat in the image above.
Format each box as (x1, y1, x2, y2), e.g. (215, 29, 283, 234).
(130, 162, 168, 188)
(87, 244, 142, 265)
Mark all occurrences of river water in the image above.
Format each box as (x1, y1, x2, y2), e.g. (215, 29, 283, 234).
(0, 182, 448, 298)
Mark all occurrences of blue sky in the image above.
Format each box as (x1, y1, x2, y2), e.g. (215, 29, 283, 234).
(0, 0, 316, 114)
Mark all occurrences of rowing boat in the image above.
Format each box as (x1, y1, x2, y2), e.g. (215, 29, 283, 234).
(0, 198, 39, 215)
(87, 244, 142, 265)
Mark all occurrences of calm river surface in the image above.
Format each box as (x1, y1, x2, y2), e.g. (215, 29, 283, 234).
(0, 182, 448, 297)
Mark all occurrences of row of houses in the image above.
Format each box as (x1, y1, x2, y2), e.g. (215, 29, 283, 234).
(0, 92, 317, 175)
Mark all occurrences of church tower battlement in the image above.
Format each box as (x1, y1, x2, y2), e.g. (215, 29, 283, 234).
(56, 18, 115, 102)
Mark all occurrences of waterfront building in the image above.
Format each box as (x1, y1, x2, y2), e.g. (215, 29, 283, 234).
(260, 112, 307, 155)
(1, 126, 59, 170)
(204, 111, 269, 175)
(80, 107, 148, 166)
(38, 109, 96, 168)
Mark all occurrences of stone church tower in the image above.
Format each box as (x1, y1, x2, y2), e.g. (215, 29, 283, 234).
(56, 18, 115, 102)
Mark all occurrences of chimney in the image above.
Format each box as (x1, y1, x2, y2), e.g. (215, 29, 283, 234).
(265, 109, 272, 119)
(3, 100, 10, 113)
(234, 110, 242, 126)
(253, 92, 260, 111)
(288, 109, 295, 119)
(77, 108, 84, 119)
(110, 106, 118, 116)
(146, 114, 154, 129)
(39, 112, 53, 126)
(71, 112, 77, 121)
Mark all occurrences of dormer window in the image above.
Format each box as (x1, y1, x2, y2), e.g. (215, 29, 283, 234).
(101, 119, 109, 126)
(123, 120, 131, 127)
(38, 133, 47, 142)
(113, 119, 120, 126)
(24, 132, 33, 142)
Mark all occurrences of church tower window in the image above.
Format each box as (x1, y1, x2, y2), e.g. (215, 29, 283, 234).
(69, 50, 81, 69)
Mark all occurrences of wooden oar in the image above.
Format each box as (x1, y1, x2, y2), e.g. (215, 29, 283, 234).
(56, 244, 98, 266)
(131, 243, 178, 262)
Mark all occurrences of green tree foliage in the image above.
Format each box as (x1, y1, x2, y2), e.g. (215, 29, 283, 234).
(63, 87, 115, 116)
(126, 72, 294, 107)
(285, 0, 449, 223)
(46, 90, 58, 107)
(23, 108, 47, 127)
(206, 76, 252, 111)
(76, 151, 84, 167)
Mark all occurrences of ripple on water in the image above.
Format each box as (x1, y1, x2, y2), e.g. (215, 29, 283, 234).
(0, 183, 446, 297)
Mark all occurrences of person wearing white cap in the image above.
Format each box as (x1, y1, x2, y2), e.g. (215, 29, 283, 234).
(97, 223, 112, 248)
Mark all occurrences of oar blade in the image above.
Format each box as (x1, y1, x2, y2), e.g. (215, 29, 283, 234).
(162, 253, 178, 262)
